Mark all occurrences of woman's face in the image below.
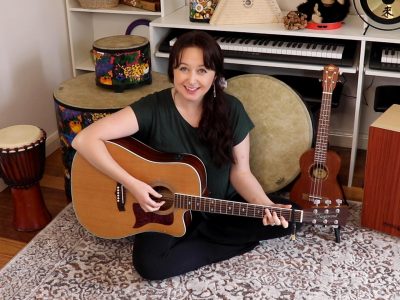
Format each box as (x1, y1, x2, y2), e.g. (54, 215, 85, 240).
(173, 47, 216, 104)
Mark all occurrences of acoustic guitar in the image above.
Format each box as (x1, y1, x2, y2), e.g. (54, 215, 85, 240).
(71, 136, 348, 239)
(290, 64, 345, 209)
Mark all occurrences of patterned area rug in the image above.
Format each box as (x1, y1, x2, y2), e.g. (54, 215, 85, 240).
(1, 201, 400, 300)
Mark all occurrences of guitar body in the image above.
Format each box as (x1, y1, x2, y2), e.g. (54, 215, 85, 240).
(71, 137, 206, 239)
(290, 148, 344, 208)
(71, 136, 349, 240)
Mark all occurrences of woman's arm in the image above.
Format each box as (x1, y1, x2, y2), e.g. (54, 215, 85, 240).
(229, 134, 290, 227)
(71, 106, 164, 212)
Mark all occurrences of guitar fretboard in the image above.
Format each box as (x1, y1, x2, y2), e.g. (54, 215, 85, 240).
(314, 90, 332, 164)
(314, 66, 338, 164)
(174, 193, 303, 222)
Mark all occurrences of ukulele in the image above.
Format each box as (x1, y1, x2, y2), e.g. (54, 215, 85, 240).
(290, 64, 345, 209)
(71, 136, 348, 239)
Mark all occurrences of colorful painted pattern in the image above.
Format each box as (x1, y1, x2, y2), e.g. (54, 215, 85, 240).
(92, 45, 151, 91)
(189, 0, 218, 22)
(54, 101, 115, 199)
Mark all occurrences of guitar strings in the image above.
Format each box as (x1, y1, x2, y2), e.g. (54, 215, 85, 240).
(310, 70, 334, 207)
(158, 194, 298, 220)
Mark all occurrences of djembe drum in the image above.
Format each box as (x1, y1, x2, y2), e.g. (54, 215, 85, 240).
(0, 125, 51, 231)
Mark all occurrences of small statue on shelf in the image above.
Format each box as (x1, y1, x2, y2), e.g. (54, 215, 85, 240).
(283, 11, 308, 30)
(297, 0, 350, 24)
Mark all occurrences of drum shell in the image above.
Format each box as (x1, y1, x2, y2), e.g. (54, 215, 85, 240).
(53, 72, 172, 199)
(54, 100, 117, 198)
(92, 35, 152, 92)
(0, 130, 46, 188)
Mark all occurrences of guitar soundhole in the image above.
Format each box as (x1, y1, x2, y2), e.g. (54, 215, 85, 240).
(310, 165, 328, 180)
(152, 186, 174, 212)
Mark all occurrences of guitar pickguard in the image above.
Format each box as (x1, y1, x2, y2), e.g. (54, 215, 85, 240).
(132, 203, 174, 228)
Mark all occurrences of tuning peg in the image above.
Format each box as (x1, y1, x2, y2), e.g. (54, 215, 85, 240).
(325, 199, 332, 206)
(314, 199, 321, 206)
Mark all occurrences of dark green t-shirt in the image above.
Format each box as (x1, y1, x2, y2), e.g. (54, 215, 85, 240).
(130, 88, 254, 200)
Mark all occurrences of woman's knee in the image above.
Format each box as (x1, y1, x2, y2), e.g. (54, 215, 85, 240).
(132, 250, 170, 280)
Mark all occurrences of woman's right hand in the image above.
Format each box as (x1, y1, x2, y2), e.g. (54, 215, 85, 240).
(126, 178, 165, 212)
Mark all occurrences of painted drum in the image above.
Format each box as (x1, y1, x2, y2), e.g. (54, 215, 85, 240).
(92, 35, 151, 92)
(226, 74, 314, 193)
(53, 72, 172, 199)
(189, 0, 219, 22)
(0, 125, 51, 231)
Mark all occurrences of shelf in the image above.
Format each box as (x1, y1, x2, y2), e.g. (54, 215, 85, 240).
(365, 68, 400, 78)
(152, 6, 366, 40)
(75, 57, 95, 72)
(68, 0, 162, 16)
(363, 26, 400, 44)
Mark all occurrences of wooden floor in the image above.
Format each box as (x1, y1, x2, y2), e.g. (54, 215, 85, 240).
(0, 146, 366, 269)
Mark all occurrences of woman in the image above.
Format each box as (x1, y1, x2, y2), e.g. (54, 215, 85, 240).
(72, 30, 298, 280)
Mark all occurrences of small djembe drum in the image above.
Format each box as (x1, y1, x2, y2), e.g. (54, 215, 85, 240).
(0, 125, 51, 231)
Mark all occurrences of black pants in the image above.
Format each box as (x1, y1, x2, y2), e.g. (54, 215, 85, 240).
(132, 195, 301, 280)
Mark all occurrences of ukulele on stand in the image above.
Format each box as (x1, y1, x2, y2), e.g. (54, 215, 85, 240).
(290, 64, 345, 242)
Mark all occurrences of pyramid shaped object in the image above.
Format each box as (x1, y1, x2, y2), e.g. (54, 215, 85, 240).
(210, 0, 282, 25)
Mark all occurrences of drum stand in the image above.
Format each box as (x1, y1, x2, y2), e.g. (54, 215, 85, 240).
(334, 226, 341, 243)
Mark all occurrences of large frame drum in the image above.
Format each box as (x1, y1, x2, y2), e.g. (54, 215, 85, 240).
(225, 74, 314, 193)
(53, 72, 172, 200)
(0, 125, 51, 231)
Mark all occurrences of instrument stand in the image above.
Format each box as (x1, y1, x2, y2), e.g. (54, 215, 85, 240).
(334, 226, 341, 243)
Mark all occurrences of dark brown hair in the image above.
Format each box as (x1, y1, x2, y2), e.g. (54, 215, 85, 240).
(168, 30, 233, 167)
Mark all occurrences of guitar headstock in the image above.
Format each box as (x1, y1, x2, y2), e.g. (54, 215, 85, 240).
(303, 204, 349, 227)
(322, 64, 339, 93)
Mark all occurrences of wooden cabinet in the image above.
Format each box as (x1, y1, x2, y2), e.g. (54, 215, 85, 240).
(362, 104, 400, 237)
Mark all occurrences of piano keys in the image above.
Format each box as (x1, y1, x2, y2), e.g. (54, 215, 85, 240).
(159, 30, 357, 67)
(369, 42, 400, 71)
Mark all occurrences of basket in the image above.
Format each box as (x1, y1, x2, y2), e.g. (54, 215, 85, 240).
(78, 0, 119, 9)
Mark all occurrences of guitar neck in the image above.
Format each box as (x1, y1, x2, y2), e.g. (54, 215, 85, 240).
(314, 65, 339, 164)
(174, 193, 304, 223)
(314, 91, 332, 163)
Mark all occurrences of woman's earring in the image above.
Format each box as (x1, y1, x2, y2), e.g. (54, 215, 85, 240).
(213, 83, 216, 98)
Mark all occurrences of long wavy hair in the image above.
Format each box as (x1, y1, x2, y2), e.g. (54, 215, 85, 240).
(168, 30, 234, 167)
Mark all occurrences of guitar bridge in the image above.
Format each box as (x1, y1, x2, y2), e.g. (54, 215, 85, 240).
(115, 183, 126, 211)
(301, 193, 330, 203)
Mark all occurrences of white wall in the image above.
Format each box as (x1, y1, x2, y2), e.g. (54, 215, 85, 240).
(0, 1, 72, 191)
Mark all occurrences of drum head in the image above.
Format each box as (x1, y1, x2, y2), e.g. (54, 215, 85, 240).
(93, 35, 148, 51)
(226, 74, 313, 193)
(0, 125, 42, 149)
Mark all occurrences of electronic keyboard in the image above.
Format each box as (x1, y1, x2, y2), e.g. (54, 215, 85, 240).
(158, 30, 357, 67)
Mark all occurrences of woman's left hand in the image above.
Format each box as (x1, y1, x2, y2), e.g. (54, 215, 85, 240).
(263, 204, 292, 228)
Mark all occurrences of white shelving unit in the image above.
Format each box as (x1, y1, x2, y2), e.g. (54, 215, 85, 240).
(65, 1, 400, 187)
(65, 0, 185, 76)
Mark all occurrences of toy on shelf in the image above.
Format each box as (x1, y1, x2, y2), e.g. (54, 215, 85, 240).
(297, 0, 350, 29)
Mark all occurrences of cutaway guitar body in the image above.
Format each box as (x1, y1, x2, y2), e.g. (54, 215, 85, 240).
(71, 137, 348, 239)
